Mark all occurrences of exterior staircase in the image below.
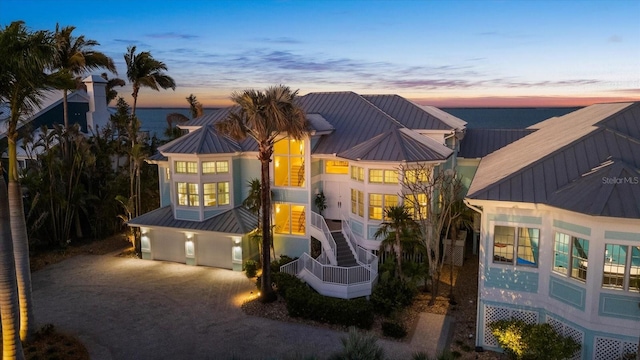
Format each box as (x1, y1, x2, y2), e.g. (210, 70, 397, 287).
(332, 231, 358, 267)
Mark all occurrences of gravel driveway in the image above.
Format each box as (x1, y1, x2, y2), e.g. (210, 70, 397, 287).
(32, 254, 421, 360)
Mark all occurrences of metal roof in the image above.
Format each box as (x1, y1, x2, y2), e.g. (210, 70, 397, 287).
(128, 205, 258, 234)
(361, 94, 465, 130)
(467, 102, 640, 219)
(158, 124, 243, 155)
(458, 128, 536, 158)
(338, 128, 453, 162)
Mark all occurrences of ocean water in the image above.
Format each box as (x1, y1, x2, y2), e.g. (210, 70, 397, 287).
(135, 107, 581, 140)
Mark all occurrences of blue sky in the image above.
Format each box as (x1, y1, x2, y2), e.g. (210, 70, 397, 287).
(2, 0, 639, 107)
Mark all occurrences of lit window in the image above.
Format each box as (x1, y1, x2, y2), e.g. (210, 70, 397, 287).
(203, 183, 216, 206)
(274, 204, 306, 235)
(493, 225, 539, 266)
(203, 182, 230, 207)
(175, 161, 197, 174)
(218, 182, 230, 205)
(325, 160, 349, 174)
(369, 170, 383, 183)
(553, 232, 589, 282)
(165, 167, 170, 180)
(369, 194, 383, 220)
(274, 138, 304, 187)
(369, 169, 398, 184)
(177, 182, 199, 206)
(384, 170, 398, 184)
(404, 168, 429, 184)
(602, 244, 640, 292)
(216, 161, 229, 173)
(350, 166, 364, 182)
(351, 189, 364, 217)
(405, 193, 428, 218)
(203, 160, 229, 174)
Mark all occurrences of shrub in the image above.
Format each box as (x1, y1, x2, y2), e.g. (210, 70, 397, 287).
(329, 327, 385, 360)
(243, 260, 258, 278)
(381, 320, 407, 339)
(371, 276, 417, 315)
(270, 255, 296, 274)
(272, 272, 305, 296)
(489, 319, 581, 360)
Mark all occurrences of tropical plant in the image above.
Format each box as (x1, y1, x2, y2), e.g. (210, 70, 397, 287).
(51, 24, 116, 129)
(186, 93, 203, 118)
(314, 191, 327, 216)
(374, 205, 418, 279)
(329, 327, 385, 360)
(0, 20, 56, 343)
(489, 319, 581, 360)
(101, 72, 125, 105)
(215, 85, 309, 303)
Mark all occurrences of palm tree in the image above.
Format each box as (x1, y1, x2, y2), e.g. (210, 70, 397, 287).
(215, 85, 309, 303)
(186, 93, 203, 118)
(374, 205, 417, 279)
(123, 45, 176, 119)
(0, 21, 55, 343)
(52, 24, 116, 129)
(101, 72, 125, 105)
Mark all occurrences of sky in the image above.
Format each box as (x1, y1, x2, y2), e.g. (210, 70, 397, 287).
(2, 0, 639, 108)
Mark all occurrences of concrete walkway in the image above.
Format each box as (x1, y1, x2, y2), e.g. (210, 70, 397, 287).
(32, 254, 452, 360)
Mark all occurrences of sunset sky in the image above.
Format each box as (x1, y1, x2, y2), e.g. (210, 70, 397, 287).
(2, 0, 639, 107)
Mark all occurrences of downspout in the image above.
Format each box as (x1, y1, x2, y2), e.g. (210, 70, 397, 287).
(464, 198, 484, 352)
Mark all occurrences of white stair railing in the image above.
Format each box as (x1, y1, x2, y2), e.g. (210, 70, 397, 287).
(309, 211, 337, 265)
(341, 215, 378, 275)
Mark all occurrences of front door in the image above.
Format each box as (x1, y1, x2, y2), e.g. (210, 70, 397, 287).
(323, 181, 349, 220)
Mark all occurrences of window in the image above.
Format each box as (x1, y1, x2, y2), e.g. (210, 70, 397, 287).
(202, 160, 229, 174)
(493, 225, 539, 266)
(351, 189, 364, 217)
(274, 138, 305, 187)
(368, 194, 399, 220)
(325, 160, 349, 174)
(274, 204, 306, 235)
(405, 193, 427, 218)
(404, 168, 429, 184)
(350, 166, 364, 182)
(175, 161, 197, 174)
(369, 169, 398, 184)
(177, 182, 199, 206)
(553, 232, 589, 282)
(203, 182, 230, 207)
(602, 244, 640, 292)
(165, 167, 170, 180)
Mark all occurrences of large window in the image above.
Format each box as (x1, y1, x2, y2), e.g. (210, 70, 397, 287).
(177, 182, 199, 206)
(274, 204, 306, 235)
(404, 168, 429, 184)
(602, 244, 640, 292)
(493, 225, 539, 266)
(350, 166, 364, 182)
(274, 138, 304, 187)
(405, 193, 427, 218)
(175, 161, 198, 174)
(203, 182, 230, 207)
(368, 194, 398, 220)
(369, 169, 398, 184)
(325, 160, 349, 174)
(553, 232, 589, 282)
(351, 189, 364, 217)
(202, 160, 229, 174)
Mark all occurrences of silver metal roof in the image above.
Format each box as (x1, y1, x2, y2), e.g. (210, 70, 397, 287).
(458, 128, 536, 158)
(128, 205, 258, 234)
(158, 124, 243, 155)
(467, 102, 640, 219)
(338, 128, 453, 162)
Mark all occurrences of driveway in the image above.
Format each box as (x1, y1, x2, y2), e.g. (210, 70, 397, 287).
(32, 254, 440, 360)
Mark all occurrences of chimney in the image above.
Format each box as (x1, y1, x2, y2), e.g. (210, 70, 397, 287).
(83, 75, 109, 133)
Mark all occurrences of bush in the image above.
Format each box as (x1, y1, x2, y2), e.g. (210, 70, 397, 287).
(371, 276, 417, 315)
(381, 320, 407, 339)
(270, 255, 296, 274)
(243, 260, 258, 278)
(272, 272, 305, 296)
(329, 327, 385, 360)
(489, 319, 581, 360)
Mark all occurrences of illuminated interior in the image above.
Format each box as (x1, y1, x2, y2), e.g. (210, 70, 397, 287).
(274, 138, 305, 187)
(274, 203, 306, 235)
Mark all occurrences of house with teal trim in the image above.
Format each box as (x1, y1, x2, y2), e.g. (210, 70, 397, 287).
(127, 91, 466, 299)
(465, 102, 640, 360)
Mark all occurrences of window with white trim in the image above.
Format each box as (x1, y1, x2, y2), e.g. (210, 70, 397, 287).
(202, 160, 229, 174)
(203, 182, 230, 207)
(553, 232, 589, 282)
(350, 166, 364, 182)
(368, 194, 398, 220)
(404, 168, 429, 184)
(602, 244, 640, 292)
(175, 161, 197, 174)
(493, 225, 539, 266)
(369, 169, 398, 184)
(177, 182, 199, 206)
(351, 189, 364, 217)
(274, 138, 305, 187)
(325, 160, 348, 174)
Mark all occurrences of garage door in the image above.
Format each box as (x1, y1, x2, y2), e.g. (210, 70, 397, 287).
(197, 235, 233, 269)
(152, 232, 186, 264)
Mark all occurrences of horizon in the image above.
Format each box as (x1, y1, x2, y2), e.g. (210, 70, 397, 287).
(3, 0, 639, 108)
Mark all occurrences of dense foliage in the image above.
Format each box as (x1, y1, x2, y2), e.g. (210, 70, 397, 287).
(489, 319, 581, 360)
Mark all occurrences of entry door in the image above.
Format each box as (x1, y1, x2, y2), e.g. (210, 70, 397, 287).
(323, 181, 350, 220)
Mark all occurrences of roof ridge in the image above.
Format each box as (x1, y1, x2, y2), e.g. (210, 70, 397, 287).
(357, 94, 406, 129)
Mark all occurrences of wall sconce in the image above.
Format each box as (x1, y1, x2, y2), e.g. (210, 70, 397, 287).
(141, 228, 150, 251)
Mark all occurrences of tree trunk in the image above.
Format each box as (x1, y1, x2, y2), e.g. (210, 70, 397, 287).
(0, 171, 25, 360)
(259, 146, 276, 303)
(395, 231, 403, 279)
(8, 137, 34, 342)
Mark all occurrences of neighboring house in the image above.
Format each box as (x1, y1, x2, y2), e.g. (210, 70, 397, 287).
(0, 75, 110, 167)
(465, 103, 640, 360)
(127, 92, 466, 299)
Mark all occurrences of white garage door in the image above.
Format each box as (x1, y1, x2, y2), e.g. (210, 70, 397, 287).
(152, 232, 186, 264)
(197, 235, 233, 269)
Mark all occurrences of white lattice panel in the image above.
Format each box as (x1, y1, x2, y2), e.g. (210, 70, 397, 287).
(622, 341, 637, 358)
(594, 336, 636, 360)
(546, 316, 584, 360)
(483, 305, 538, 347)
(546, 316, 563, 334)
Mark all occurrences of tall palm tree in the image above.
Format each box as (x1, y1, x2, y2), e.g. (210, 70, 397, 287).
(186, 93, 203, 118)
(374, 205, 418, 279)
(215, 85, 309, 303)
(123, 45, 176, 119)
(101, 72, 125, 105)
(0, 21, 55, 344)
(52, 24, 116, 129)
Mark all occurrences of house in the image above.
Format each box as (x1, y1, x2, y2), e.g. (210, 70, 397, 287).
(465, 102, 640, 359)
(127, 91, 466, 299)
